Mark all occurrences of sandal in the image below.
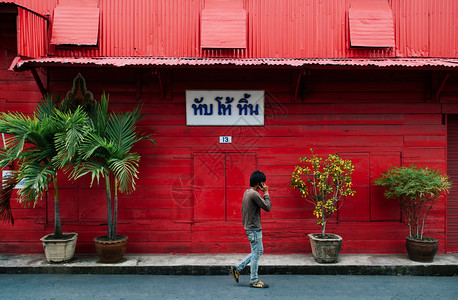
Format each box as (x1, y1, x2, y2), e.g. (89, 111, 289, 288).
(230, 266, 240, 283)
(249, 280, 269, 288)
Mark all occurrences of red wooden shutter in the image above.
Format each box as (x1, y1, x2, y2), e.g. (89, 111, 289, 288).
(349, 0, 395, 48)
(447, 115, 458, 251)
(201, 0, 247, 49)
(51, 0, 99, 46)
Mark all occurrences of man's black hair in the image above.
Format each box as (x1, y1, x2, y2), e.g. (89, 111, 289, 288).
(250, 170, 266, 187)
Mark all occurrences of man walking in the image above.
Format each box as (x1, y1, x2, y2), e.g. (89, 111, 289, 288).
(231, 170, 272, 288)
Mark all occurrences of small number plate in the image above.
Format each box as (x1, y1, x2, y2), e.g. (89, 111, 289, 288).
(219, 136, 232, 143)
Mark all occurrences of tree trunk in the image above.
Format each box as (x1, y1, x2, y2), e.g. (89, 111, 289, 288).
(53, 177, 63, 238)
(105, 175, 113, 240)
(321, 220, 326, 237)
(113, 179, 118, 239)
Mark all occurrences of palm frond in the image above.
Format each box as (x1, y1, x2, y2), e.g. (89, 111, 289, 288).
(109, 153, 140, 194)
(0, 170, 18, 225)
(17, 160, 56, 206)
(68, 159, 107, 186)
(106, 112, 138, 157)
(0, 109, 56, 162)
(0, 112, 32, 137)
(94, 93, 109, 136)
(54, 106, 90, 168)
(78, 131, 114, 161)
(105, 103, 154, 157)
(3, 136, 26, 164)
(35, 95, 56, 121)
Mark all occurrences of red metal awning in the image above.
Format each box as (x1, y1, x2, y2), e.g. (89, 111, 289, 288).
(51, 0, 99, 46)
(10, 57, 458, 71)
(201, 0, 247, 49)
(349, 0, 395, 48)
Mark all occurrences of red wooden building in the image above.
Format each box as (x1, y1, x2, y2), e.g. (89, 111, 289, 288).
(1, 0, 458, 255)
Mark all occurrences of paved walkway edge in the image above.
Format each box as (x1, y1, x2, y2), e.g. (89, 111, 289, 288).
(0, 254, 457, 276)
(0, 265, 456, 276)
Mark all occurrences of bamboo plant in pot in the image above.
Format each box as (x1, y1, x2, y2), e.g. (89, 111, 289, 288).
(69, 94, 155, 263)
(0, 97, 88, 262)
(374, 165, 451, 262)
(290, 149, 355, 263)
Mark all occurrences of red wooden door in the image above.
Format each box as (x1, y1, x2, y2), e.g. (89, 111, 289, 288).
(193, 152, 256, 222)
(338, 152, 401, 222)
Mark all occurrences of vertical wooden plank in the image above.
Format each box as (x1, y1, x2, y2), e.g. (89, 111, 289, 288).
(338, 153, 370, 222)
(370, 152, 402, 221)
(193, 153, 225, 221)
(447, 115, 458, 251)
(226, 153, 256, 220)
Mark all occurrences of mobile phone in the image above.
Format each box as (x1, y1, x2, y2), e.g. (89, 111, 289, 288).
(259, 182, 264, 189)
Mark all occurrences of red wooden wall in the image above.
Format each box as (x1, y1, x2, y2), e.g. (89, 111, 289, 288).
(1, 0, 458, 255)
(0, 10, 45, 253)
(1, 62, 456, 255)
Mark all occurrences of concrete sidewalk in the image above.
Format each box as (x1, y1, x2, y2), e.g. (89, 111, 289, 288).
(0, 253, 457, 276)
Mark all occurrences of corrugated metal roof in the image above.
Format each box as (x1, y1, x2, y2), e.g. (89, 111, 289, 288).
(11, 57, 458, 70)
(1, 0, 56, 16)
(5, 0, 458, 59)
(50, 0, 99, 46)
(1, 2, 48, 58)
(17, 7, 48, 58)
(0, 0, 49, 18)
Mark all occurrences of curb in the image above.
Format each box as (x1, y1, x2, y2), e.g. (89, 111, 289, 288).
(0, 254, 457, 276)
(0, 265, 457, 276)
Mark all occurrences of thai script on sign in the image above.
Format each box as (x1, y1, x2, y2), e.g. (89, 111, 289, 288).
(186, 90, 264, 126)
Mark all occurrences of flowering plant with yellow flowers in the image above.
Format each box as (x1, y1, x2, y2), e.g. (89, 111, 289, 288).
(290, 149, 355, 237)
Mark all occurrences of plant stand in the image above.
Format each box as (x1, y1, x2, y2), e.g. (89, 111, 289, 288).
(405, 237, 438, 262)
(94, 235, 128, 263)
(308, 233, 342, 263)
(40, 233, 78, 263)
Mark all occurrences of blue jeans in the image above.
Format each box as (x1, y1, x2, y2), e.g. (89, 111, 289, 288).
(237, 230, 263, 283)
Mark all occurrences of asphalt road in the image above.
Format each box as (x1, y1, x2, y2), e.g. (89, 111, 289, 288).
(1, 274, 457, 300)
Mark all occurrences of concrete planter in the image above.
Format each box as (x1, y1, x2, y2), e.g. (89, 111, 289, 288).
(308, 233, 342, 263)
(40, 233, 78, 263)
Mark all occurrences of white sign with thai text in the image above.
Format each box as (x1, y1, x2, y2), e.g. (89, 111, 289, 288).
(186, 90, 264, 126)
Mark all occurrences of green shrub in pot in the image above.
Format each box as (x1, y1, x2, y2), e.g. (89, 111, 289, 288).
(374, 165, 451, 262)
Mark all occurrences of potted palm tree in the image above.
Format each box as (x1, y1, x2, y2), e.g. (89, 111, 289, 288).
(374, 165, 451, 262)
(0, 97, 88, 262)
(69, 93, 155, 263)
(290, 149, 355, 263)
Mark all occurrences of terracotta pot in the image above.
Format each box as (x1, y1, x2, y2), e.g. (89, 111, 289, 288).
(40, 232, 78, 263)
(405, 237, 438, 262)
(94, 235, 128, 263)
(308, 233, 342, 263)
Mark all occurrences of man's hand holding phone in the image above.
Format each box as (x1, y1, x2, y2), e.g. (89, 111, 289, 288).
(259, 182, 269, 194)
